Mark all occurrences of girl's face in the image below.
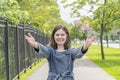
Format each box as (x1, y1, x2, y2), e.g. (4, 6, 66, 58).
(54, 29, 67, 46)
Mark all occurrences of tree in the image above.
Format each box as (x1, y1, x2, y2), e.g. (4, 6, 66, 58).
(0, 0, 65, 35)
(69, 23, 85, 42)
(89, 0, 120, 59)
(16, 0, 66, 34)
(62, 0, 120, 60)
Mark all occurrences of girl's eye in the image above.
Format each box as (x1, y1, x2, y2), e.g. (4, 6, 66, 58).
(61, 34, 65, 36)
(56, 34, 59, 36)
(55, 34, 66, 36)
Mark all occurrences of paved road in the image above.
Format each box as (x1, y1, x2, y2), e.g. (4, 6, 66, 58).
(28, 56, 115, 80)
(93, 42, 120, 48)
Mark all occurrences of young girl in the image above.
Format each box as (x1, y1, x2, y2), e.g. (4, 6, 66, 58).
(25, 24, 95, 80)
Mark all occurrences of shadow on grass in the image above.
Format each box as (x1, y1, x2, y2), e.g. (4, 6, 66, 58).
(105, 53, 120, 57)
(74, 55, 120, 68)
(93, 59, 120, 68)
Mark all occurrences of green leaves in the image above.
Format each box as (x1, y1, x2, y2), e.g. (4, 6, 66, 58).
(0, 0, 29, 24)
(0, 0, 65, 34)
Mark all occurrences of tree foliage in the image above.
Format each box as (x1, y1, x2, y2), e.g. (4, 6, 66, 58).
(62, 0, 120, 59)
(68, 23, 85, 41)
(0, 0, 66, 34)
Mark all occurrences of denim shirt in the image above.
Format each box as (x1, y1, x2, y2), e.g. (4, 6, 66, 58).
(36, 43, 87, 80)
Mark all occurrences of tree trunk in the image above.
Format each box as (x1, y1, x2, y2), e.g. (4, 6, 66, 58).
(100, 24, 105, 60)
(99, 0, 106, 60)
(106, 35, 109, 48)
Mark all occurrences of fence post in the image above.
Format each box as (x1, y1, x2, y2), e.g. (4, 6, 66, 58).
(15, 24, 20, 79)
(23, 23, 26, 73)
(4, 20, 10, 80)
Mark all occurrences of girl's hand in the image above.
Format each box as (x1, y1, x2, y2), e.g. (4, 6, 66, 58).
(83, 35, 96, 51)
(24, 33, 38, 49)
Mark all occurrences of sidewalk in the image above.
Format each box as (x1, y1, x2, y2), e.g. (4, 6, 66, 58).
(27, 56, 115, 80)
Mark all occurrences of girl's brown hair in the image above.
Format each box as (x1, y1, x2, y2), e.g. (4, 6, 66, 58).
(50, 24, 71, 49)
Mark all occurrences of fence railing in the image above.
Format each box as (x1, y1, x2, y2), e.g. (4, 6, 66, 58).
(0, 18, 50, 80)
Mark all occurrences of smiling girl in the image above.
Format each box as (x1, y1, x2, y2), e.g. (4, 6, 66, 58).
(24, 24, 95, 80)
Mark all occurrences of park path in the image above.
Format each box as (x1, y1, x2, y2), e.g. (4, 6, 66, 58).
(27, 56, 115, 80)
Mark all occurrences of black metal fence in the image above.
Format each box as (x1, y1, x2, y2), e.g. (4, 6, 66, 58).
(0, 18, 50, 80)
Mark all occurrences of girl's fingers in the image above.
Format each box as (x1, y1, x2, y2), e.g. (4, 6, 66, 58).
(24, 33, 34, 39)
(24, 33, 33, 40)
(27, 33, 33, 38)
(86, 35, 93, 41)
(86, 36, 96, 43)
(24, 35, 29, 39)
(91, 36, 96, 41)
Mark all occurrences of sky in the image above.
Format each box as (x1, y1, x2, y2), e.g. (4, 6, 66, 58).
(57, 0, 97, 24)
(57, 0, 79, 24)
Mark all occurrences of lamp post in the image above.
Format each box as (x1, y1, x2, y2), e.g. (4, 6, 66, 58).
(117, 31, 120, 48)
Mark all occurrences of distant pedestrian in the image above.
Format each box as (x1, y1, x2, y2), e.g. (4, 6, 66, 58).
(25, 24, 95, 80)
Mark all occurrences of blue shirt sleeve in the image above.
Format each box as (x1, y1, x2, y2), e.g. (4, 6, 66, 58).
(71, 45, 88, 59)
(36, 43, 50, 59)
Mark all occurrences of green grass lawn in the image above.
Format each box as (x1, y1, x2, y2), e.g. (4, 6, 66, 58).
(86, 45, 120, 80)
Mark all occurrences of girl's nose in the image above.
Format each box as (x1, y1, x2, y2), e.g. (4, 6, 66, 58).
(58, 35, 62, 38)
